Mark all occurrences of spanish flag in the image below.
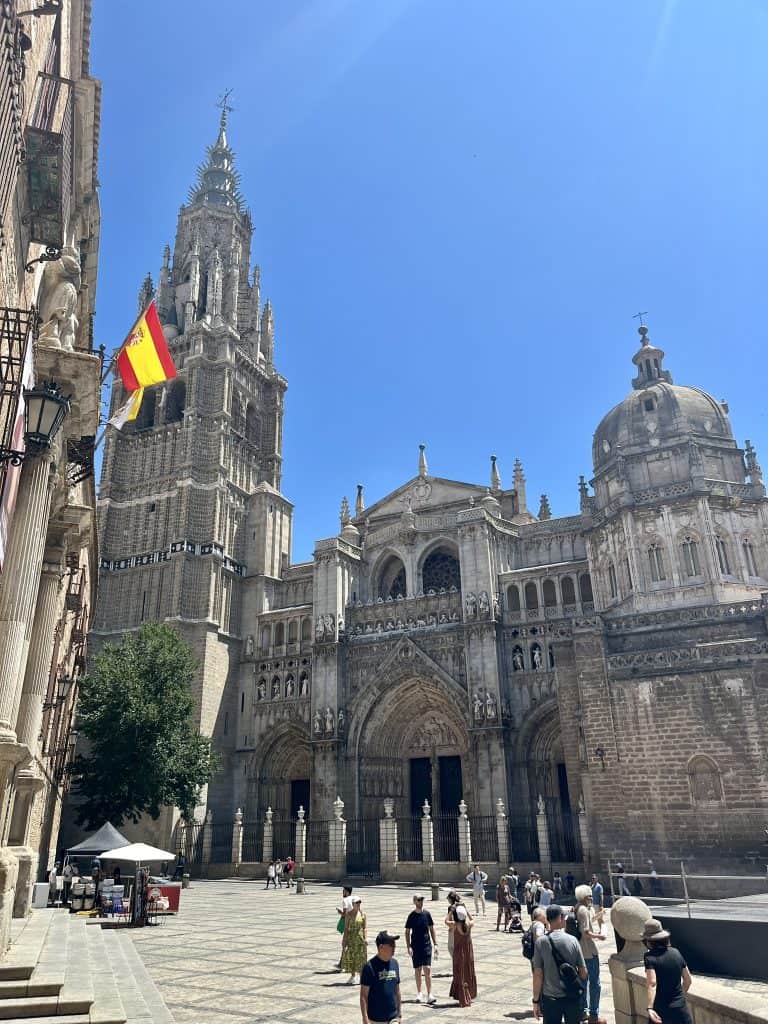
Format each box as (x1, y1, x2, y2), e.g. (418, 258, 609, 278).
(116, 300, 176, 392)
(107, 386, 145, 429)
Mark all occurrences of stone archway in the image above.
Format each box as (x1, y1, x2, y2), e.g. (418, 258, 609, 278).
(247, 723, 311, 820)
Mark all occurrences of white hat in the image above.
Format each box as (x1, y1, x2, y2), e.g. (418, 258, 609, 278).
(455, 905, 468, 921)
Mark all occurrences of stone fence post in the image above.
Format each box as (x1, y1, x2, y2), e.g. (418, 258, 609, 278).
(329, 796, 347, 867)
(232, 808, 243, 873)
(458, 799, 472, 865)
(495, 798, 509, 867)
(263, 807, 274, 863)
(295, 805, 307, 866)
(608, 896, 653, 1024)
(379, 798, 398, 869)
(577, 794, 591, 866)
(202, 808, 213, 865)
(421, 799, 434, 865)
(536, 795, 552, 878)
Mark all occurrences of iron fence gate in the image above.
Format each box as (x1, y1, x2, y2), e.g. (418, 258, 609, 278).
(397, 817, 423, 862)
(210, 823, 232, 863)
(544, 797, 582, 863)
(433, 814, 459, 862)
(346, 819, 380, 877)
(272, 818, 295, 860)
(471, 815, 499, 863)
(508, 814, 539, 863)
(306, 819, 330, 862)
(178, 822, 204, 867)
(242, 823, 263, 863)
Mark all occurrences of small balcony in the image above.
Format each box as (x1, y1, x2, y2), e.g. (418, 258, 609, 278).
(24, 72, 73, 247)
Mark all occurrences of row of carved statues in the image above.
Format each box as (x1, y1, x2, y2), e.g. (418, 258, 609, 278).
(313, 706, 346, 737)
(464, 591, 501, 619)
(256, 675, 310, 701)
(351, 609, 461, 635)
(351, 586, 459, 606)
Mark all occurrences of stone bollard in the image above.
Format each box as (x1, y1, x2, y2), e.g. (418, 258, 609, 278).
(458, 799, 472, 865)
(202, 808, 213, 866)
(295, 806, 307, 866)
(379, 798, 398, 871)
(609, 896, 654, 1024)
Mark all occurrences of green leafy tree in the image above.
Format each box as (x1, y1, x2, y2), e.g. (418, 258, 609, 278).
(71, 622, 218, 827)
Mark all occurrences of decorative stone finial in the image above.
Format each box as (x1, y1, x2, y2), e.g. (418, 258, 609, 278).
(297, 805, 306, 823)
(490, 455, 501, 492)
(611, 896, 654, 964)
(383, 797, 394, 819)
(422, 798, 431, 818)
(513, 458, 527, 514)
(265, 806, 273, 824)
(137, 272, 154, 314)
(418, 443, 428, 478)
(495, 797, 506, 818)
(578, 475, 590, 512)
(340, 496, 351, 528)
(458, 798, 468, 819)
(333, 796, 345, 821)
(538, 494, 551, 520)
(536, 794, 545, 815)
(631, 320, 673, 390)
(205, 808, 213, 824)
(355, 483, 365, 516)
(234, 807, 243, 825)
(162, 245, 171, 269)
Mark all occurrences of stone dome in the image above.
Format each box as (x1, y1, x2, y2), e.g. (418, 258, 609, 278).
(592, 327, 734, 473)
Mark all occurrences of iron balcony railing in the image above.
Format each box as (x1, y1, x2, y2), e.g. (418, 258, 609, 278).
(24, 71, 73, 247)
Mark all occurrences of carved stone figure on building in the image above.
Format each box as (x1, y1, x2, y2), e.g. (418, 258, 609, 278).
(485, 691, 497, 720)
(512, 647, 524, 671)
(271, 678, 280, 698)
(315, 617, 324, 642)
(245, 634, 254, 656)
(257, 680, 266, 700)
(38, 249, 81, 351)
(313, 712, 322, 736)
(478, 591, 490, 617)
(472, 692, 483, 721)
(337, 707, 345, 735)
(465, 592, 477, 619)
(324, 706, 335, 735)
(299, 675, 309, 697)
(532, 645, 543, 670)
(285, 677, 294, 698)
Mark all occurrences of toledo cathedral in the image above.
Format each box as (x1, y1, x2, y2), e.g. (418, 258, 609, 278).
(92, 112, 768, 872)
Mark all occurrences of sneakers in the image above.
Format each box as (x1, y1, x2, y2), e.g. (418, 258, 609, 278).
(427, 995, 437, 1004)
(417, 993, 425, 1004)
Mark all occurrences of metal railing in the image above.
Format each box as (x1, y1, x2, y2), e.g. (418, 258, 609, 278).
(607, 860, 768, 917)
(433, 813, 460, 862)
(242, 822, 263, 863)
(306, 819, 330, 862)
(471, 815, 499, 863)
(397, 816, 423, 862)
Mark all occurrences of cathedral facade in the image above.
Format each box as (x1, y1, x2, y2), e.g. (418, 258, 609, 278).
(92, 118, 768, 871)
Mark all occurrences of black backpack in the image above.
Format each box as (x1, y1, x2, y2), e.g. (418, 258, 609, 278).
(564, 909, 582, 942)
(548, 935, 584, 998)
(521, 925, 537, 960)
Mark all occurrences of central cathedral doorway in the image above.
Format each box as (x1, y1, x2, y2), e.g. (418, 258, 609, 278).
(409, 754, 463, 861)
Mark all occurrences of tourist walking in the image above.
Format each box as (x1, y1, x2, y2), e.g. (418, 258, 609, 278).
(648, 862, 663, 899)
(336, 885, 354, 968)
(48, 864, 59, 905)
(616, 863, 631, 898)
(553, 872, 563, 899)
(264, 861, 277, 889)
(539, 881, 554, 908)
(574, 884, 606, 1024)
(496, 875, 514, 931)
(445, 904, 477, 1007)
(564, 871, 575, 896)
(360, 930, 401, 1024)
(532, 904, 587, 1024)
(508, 867, 521, 899)
(62, 861, 74, 904)
(591, 874, 604, 911)
(523, 907, 548, 970)
(284, 855, 295, 888)
(274, 858, 284, 888)
(643, 919, 693, 1024)
(342, 895, 368, 984)
(465, 863, 487, 916)
(405, 894, 437, 1004)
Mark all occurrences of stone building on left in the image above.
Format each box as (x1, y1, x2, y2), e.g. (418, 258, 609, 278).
(0, 0, 101, 943)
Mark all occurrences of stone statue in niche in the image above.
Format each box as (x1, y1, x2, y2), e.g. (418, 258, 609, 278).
(324, 706, 335, 734)
(337, 708, 345, 735)
(245, 635, 254, 657)
(478, 591, 491, 617)
(285, 677, 294, 698)
(257, 680, 266, 700)
(532, 645, 543, 670)
(38, 248, 81, 351)
(315, 617, 324, 642)
(299, 675, 309, 697)
(465, 592, 477, 619)
(493, 595, 501, 619)
(313, 711, 322, 735)
(472, 692, 483, 721)
(337, 618, 344, 635)
(537, 794, 545, 815)
(271, 678, 280, 698)
(427, 613, 437, 626)
(439, 611, 448, 624)
(512, 647, 524, 671)
(485, 691, 497, 720)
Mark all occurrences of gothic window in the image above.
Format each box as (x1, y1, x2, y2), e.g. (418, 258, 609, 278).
(274, 622, 285, 646)
(507, 584, 521, 612)
(680, 536, 701, 577)
(165, 380, 186, 423)
(378, 554, 407, 600)
(648, 543, 666, 582)
(543, 579, 557, 607)
(608, 563, 618, 600)
(245, 403, 261, 448)
(687, 755, 723, 804)
(301, 618, 311, 642)
(715, 535, 731, 575)
(743, 539, 759, 577)
(134, 386, 158, 431)
(524, 581, 539, 610)
(421, 547, 461, 592)
(579, 573, 593, 604)
(561, 576, 576, 606)
(288, 620, 298, 643)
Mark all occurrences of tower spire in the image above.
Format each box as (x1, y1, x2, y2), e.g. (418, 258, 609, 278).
(355, 484, 365, 516)
(188, 102, 245, 212)
(631, 322, 672, 390)
(418, 444, 428, 478)
(513, 458, 527, 514)
(340, 496, 351, 528)
(490, 455, 501, 492)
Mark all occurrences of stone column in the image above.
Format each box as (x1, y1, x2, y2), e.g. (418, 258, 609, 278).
(0, 451, 57, 799)
(379, 798, 398, 872)
(0, 850, 18, 957)
(577, 794, 592, 867)
(420, 800, 434, 864)
(294, 806, 307, 866)
(263, 807, 273, 863)
(457, 799, 472, 865)
(202, 808, 213, 864)
(9, 562, 62, 914)
(495, 798, 509, 867)
(536, 795, 552, 878)
(232, 808, 243, 873)
(608, 896, 653, 1024)
(328, 796, 346, 867)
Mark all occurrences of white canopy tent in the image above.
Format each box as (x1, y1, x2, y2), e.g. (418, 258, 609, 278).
(100, 843, 176, 863)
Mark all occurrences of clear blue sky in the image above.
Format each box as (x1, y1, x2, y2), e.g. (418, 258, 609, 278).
(92, 0, 768, 562)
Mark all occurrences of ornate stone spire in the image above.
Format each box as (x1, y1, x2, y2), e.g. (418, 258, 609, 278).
(490, 455, 501, 492)
(513, 458, 527, 514)
(745, 440, 764, 489)
(260, 300, 274, 363)
(418, 444, 428, 478)
(578, 475, 590, 512)
(187, 108, 245, 212)
(631, 324, 672, 390)
(355, 484, 365, 516)
(538, 494, 551, 520)
(137, 272, 154, 314)
(340, 496, 351, 528)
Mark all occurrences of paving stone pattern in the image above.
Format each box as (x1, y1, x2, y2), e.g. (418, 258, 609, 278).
(129, 879, 618, 1024)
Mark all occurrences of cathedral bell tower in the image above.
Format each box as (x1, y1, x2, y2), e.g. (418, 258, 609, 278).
(93, 108, 290, 836)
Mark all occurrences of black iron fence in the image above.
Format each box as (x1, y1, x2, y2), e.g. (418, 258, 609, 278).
(210, 823, 232, 864)
(178, 821, 204, 866)
(272, 818, 295, 860)
(471, 815, 499, 863)
(508, 814, 539, 863)
(433, 813, 459, 862)
(544, 798, 582, 863)
(346, 819, 380, 877)
(242, 822, 263, 863)
(306, 819, 330, 862)
(397, 817, 423, 862)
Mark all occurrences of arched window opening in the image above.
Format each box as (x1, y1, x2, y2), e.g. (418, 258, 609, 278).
(681, 536, 701, 578)
(743, 539, 759, 577)
(274, 622, 285, 646)
(301, 618, 311, 642)
(561, 576, 576, 606)
(543, 579, 557, 607)
(245, 404, 262, 448)
(134, 386, 157, 431)
(715, 536, 731, 575)
(507, 584, 521, 613)
(648, 544, 666, 582)
(579, 573, 593, 604)
(524, 581, 539, 610)
(608, 563, 618, 600)
(378, 555, 407, 600)
(688, 755, 723, 804)
(288, 620, 298, 643)
(422, 546, 461, 592)
(165, 380, 186, 423)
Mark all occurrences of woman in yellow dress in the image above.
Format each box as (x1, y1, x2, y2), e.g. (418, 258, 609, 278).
(341, 895, 368, 983)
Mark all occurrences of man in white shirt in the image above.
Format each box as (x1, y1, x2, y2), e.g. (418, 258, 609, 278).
(465, 864, 488, 916)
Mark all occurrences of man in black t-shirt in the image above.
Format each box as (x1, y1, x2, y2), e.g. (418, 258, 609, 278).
(405, 894, 438, 1004)
(361, 931, 401, 1024)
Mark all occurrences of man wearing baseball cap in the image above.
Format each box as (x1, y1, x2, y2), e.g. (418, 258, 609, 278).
(360, 930, 401, 1024)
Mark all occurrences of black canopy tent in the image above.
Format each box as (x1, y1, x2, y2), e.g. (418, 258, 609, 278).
(66, 822, 130, 857)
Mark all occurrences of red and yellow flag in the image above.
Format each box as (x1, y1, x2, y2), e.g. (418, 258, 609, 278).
(116, 300, 176, 391)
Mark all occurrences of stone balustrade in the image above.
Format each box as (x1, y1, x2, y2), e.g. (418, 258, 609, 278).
(346, 588, 464, 637)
